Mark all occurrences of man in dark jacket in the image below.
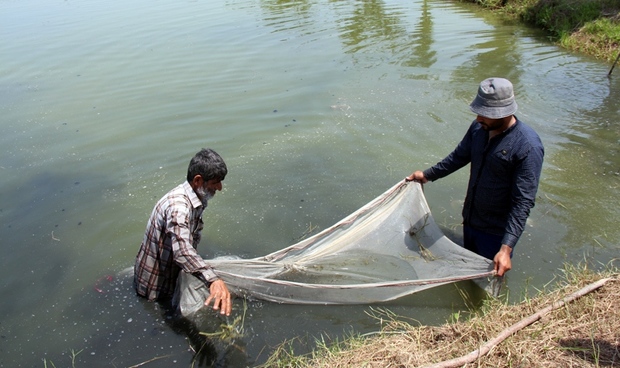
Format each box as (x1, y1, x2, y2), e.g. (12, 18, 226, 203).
(407, 77, 544, 277)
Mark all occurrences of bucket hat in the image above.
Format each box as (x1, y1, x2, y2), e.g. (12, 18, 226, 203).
(469, 77, 518, 119)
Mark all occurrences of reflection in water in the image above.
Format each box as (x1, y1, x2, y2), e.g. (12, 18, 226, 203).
(260, 0, 314, 30)
(162, 302, 250, 367)
(339, 0, 407, 54)
(451, 26, 525, 94)
(402, 0, 437, 69)
(261, 0, 439, 71)
(1, 0, 619, 366)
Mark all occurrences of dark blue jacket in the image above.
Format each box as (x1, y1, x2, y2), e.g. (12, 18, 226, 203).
(424, 118, 544, 247)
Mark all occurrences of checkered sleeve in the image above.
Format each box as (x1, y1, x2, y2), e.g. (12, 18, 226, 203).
(167, 204, 219, 283)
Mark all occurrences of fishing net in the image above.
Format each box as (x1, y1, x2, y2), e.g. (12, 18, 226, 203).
(176, 181, 495, 314)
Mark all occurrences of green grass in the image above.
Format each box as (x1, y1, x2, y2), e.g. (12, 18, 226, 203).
(463, 0, 620, 61)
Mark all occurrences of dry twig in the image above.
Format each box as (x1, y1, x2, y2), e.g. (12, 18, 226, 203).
(422, 277, 614, 368)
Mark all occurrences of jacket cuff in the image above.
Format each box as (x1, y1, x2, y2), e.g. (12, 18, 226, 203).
(501, 234, 518, 248)
(423, 168, 437, 182)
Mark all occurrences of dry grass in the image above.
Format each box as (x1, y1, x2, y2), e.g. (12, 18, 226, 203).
(263, 263, 620, 367)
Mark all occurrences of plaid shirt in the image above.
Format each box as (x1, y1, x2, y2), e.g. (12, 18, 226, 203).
(134, 181, 218, 301)
(424, 118, 544, 248)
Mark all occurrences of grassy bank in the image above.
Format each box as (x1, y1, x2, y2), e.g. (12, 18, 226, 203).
(467, 0, 620, 61)
(262, 262, 619, 367)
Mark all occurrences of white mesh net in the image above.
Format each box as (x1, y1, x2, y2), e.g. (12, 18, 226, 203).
(177, 181, 495, 314)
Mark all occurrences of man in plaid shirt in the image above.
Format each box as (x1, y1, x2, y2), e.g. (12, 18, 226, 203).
(134, 148, 231, 316)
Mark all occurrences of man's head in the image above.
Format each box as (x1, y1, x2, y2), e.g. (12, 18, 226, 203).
(187, 148, 228, 204)
(469, 77, 517, 120)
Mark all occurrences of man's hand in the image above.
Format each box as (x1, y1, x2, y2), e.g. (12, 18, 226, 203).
(493, 244, 513, 277)
(205, 279, 232, 316)
(406, 170, 428, 183)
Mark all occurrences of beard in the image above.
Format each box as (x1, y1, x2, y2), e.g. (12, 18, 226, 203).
(478, 120, 502, 131)
(195, 186, 214, 207)
(477, 116, 512, 132)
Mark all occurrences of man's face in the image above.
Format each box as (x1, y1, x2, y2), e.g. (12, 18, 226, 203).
(196, 178, 223, 206)
(475, 115, 505, 131)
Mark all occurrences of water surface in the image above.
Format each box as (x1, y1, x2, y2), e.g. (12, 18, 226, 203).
(1, 0, 619, 366)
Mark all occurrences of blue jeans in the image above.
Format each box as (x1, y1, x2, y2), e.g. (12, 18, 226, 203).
(463, 225, 505, 261)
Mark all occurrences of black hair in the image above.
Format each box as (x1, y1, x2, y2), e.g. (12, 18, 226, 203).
(186, 148, 228, 182)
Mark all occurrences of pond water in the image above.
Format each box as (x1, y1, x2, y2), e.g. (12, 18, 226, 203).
(1, 0, 619, 366)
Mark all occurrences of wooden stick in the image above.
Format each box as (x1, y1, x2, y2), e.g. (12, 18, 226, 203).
(423, 277, 614, 368)
(608, 49, 620, 77)
(127, 355, 172, 368)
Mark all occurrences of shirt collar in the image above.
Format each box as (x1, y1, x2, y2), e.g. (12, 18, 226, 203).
(182, 180, 204, 209)
(504, 116, 519, 134)
(489, 116, 520, 141)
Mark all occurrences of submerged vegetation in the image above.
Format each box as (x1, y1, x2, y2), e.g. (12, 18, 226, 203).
(466, 0, 620, 61)
(263, 262, 619, 367)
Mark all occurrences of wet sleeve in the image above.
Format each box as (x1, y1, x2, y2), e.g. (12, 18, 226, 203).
(502, 142, 544, 247)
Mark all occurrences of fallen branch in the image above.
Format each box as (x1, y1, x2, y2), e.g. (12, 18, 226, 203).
(608, 48, 620, 77)
(423, 277, 614, 368)
(127, 355, 172, 368)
